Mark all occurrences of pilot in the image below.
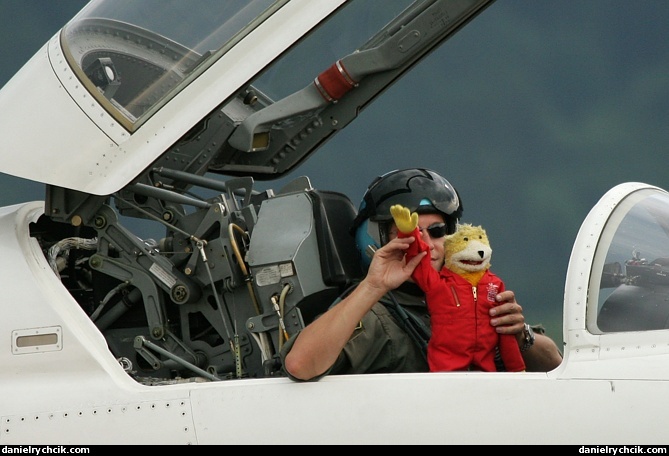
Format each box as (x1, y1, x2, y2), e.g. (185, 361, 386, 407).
(281, 168, 563, 380)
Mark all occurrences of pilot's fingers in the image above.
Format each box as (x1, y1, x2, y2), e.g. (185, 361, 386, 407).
(491, 312, 525, 334)
(403, 250, 426, 272)
(368, 238, 420, 288)
(489, 292, 525, 334)
(374, 236, 414, 260)
(494, 290, 517, 306)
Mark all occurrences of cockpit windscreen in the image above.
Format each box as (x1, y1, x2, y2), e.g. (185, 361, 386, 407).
(589, 188, 669, 332)
(61, 0, 281, 128)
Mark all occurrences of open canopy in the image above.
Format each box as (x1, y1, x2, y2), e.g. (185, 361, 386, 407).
(0, 0, 493, 194)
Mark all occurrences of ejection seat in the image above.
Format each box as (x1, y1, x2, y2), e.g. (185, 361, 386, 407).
(246, 181, 363, 327)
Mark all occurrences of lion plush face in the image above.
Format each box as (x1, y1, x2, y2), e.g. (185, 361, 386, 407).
(443, 223, 492, 285)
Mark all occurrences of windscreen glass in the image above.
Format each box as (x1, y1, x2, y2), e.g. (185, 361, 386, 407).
(590, 189, 669, 332)
(61, 0, 280, 127)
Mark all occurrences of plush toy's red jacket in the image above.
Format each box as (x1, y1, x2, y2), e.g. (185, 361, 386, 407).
(401, 229, 525, 372)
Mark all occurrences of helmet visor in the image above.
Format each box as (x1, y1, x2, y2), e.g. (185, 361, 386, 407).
(368, 169, 460, 221)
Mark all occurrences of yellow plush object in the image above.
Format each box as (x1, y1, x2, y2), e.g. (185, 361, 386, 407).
(389, 204, 493, 286)
(390, 205, 418, 234)
(444, 223, 492, 286)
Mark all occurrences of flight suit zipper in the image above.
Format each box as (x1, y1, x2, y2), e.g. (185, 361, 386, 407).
(449, 285, 461, 306)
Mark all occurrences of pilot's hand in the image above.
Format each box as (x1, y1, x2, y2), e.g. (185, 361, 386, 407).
(489, 290, 525, 335)
(390, 204, 418, 234)
(365, 237, 426, 291)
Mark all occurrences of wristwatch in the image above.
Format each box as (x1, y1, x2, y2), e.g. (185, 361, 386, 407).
(520, 323, 535, 352)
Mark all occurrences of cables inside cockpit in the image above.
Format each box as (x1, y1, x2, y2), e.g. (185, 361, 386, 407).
(47, 236, 98, 279)
(271, 283, 292, 350)
(228, 222, 273, 364)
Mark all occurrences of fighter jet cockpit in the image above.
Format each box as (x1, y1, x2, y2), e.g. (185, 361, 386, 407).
(10, 0, 496, 384)
(588, 186, 669, 333)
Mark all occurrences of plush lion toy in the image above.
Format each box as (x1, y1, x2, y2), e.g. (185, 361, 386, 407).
(390, 204, 525, 372)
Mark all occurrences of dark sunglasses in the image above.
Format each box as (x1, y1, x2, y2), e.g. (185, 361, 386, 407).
(419, 222, 448, 239)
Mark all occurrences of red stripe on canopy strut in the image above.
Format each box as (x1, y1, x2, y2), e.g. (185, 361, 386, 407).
(313, 60, 357, 102)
